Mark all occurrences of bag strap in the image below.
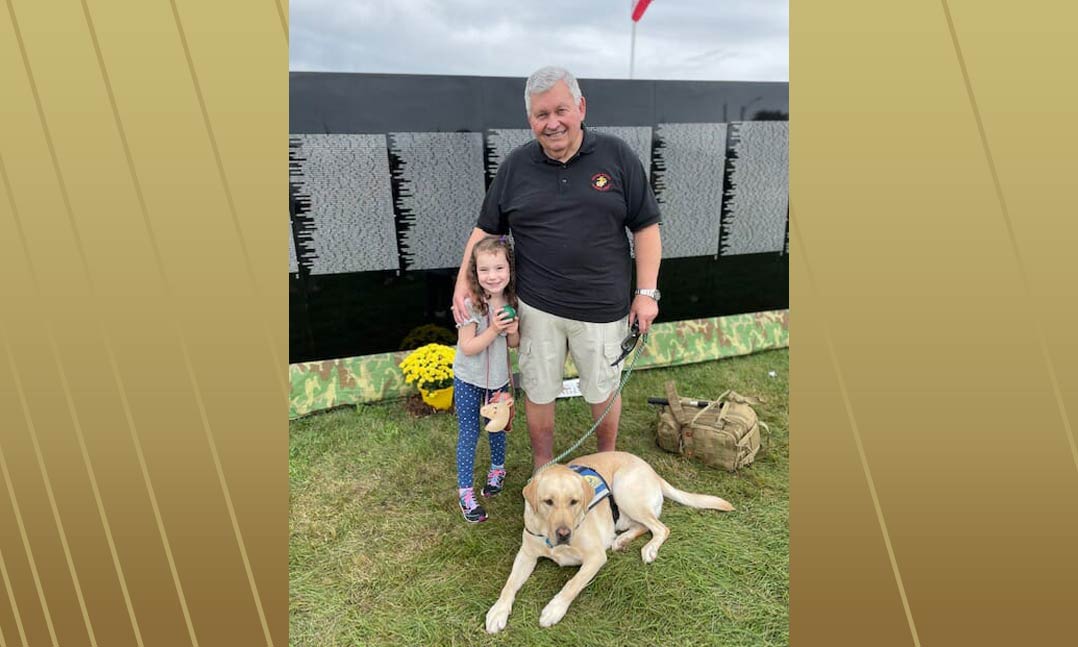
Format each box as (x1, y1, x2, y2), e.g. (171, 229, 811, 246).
(506, 323, 515, 394)
(759, 420, 771, 452)
(690, 399, 723, 427)
(689, 388, 730, 427)
(484, 307, 515, 400)
(727, 390, 762, 406)
(665, 381, 687, 422)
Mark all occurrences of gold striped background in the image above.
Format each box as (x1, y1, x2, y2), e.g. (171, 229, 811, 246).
(792, 1, 1078, 645)
(1, 1, 1076, 645)
(1, 0, 285, 645)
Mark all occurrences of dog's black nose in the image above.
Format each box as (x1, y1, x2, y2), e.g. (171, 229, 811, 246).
(555, 527, 571, 544)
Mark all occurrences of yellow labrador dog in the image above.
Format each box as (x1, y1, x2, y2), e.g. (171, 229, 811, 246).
(485, 451, 734, 633)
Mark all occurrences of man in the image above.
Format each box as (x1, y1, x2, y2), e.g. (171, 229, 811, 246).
(453, 66, 662, 470)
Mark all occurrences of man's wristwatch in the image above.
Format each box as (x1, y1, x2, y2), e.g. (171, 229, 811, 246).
(634, 288, 661, 302)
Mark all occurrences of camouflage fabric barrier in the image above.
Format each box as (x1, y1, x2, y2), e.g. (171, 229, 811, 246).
(289, 309, 788, 419)
(289, 351, 413, 419)
(564, 308, 789, 376)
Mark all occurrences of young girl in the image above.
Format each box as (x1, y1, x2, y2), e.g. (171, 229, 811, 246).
(453, 236, 519, 523)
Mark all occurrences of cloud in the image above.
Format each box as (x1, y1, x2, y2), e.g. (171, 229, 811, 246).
(290, 0, 788, 81)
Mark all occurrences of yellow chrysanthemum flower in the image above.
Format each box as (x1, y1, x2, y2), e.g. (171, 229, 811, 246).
(399, 343, 455, 392)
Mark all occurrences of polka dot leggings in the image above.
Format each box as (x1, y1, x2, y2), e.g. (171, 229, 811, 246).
(454, 377, 508, 490)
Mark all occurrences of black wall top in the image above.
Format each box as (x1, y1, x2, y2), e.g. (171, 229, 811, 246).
(289, 72, 788, 133)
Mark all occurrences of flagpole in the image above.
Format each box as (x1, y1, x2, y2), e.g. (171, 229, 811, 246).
(630, 0, 651, 79)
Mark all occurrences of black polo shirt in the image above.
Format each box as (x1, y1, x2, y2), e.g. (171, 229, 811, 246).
(477, 127, 661, 322)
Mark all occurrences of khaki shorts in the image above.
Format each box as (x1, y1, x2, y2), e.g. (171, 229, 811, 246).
(517, 298, 628, 405)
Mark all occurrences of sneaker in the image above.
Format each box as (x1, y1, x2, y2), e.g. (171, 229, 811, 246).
(459, 490, 487, 523)
(482, 468, 507, 497)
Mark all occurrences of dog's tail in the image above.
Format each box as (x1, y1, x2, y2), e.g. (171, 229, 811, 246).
(660, 478, 734, 511)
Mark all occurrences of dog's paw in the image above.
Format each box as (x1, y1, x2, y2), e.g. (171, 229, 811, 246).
(641, 542, 660, 564)
(612, 533, 632, 552)
(539, 598, 569, 627)
(485, 603, 510, 634)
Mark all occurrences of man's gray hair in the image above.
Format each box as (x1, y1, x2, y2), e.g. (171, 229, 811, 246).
(524, 66, 583, 115)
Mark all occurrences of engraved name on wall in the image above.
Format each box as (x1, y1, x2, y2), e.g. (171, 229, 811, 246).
(722, 122, 789, 255)
(390, 132, 486, 271)
(653, 123, 728, 259)
(289, 134, 399, 275)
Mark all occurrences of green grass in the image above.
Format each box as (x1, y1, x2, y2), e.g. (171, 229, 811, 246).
(290, 348, 788, 646)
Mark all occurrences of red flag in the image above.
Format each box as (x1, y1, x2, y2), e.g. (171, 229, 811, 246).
(631, 0, 654, 22)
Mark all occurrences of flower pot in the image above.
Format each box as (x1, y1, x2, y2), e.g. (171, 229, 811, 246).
(420, 386, 454, 411)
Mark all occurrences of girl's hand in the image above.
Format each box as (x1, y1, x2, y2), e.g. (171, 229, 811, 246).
(504, 317, 519, 336)
(492, 309, 515, 333)
(493, 310, 510, 334)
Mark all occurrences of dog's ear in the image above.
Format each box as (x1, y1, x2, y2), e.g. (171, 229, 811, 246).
(579, 474, 595, 511)
(522, 477, 539, 511)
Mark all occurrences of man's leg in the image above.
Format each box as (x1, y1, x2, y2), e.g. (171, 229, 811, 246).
(526, 398, 556, 470)
(589, 391, 621, 452)
(517, 298, 567, 472)
(568, 317, 628, 454)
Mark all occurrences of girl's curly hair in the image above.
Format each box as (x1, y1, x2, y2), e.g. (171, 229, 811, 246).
(466, 235, 517, 316)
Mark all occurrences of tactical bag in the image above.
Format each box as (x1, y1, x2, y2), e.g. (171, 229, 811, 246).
(655, 381, 767, 472)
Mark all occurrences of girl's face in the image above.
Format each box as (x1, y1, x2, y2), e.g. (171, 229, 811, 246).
(475, 250, 510, 297)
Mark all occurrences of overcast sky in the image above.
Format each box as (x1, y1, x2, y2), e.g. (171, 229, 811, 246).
(290, 0, 788, 82)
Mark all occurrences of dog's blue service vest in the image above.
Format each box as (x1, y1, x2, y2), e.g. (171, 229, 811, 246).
(569, 464, 620, 524)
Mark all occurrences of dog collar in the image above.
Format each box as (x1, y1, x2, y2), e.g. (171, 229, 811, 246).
(524, 516, 591, 549)
(524, 527, 556, 549)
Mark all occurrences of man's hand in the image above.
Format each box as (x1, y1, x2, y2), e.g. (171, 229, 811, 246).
(452, 281, 474, 325)
(630, 224, 661, 334)
(629, 295, 659, 334)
